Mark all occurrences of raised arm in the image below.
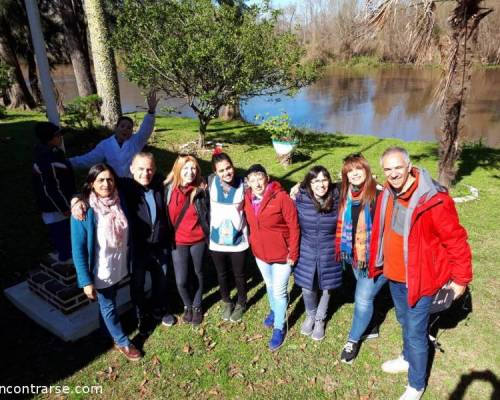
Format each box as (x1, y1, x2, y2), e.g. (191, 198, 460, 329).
(129, 90, 160, 150)
(69, 141, 105, 170)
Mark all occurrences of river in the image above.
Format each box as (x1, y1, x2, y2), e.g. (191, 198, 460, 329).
(51, 65, 500, 148)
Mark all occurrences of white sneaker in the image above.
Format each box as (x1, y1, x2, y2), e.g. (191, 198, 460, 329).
(381, 355, 409, 373)
(399, 385, 424, 400)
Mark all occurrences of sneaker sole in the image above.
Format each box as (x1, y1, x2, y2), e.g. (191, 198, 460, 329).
(361, 333, 380, 340)
(229, 317, 242, 323)
(311, 335, 325, 341)
(269, 342, 284, 352)
(382, 367, 409, 374)
(300, 329, 313, 336)
(340, 358, 354, 365)
(162, 321, 175, 327)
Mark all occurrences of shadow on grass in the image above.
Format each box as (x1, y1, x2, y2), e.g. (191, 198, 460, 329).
(448, 369, 500, 400)
(455, 145, 500, 184)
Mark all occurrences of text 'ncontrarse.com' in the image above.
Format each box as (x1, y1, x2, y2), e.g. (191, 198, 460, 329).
(0, 385, 103, 395)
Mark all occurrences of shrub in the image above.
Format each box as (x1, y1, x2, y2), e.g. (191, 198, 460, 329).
(62, 94, 102, 130)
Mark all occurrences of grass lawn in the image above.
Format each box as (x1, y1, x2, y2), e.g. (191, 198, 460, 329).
(0, 111, 498, 399)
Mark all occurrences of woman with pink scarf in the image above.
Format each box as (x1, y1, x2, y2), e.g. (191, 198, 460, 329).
(71, 163, 141, 361)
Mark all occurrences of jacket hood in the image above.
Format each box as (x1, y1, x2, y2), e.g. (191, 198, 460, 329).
(411, 167, 447, 205)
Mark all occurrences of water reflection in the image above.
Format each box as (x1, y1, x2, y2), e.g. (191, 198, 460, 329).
(51, 65, 500, 148)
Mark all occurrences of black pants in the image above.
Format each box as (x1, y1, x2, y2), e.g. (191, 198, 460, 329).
(130, 247, 168, 318)
(171, 241, 206, 308)
(210, 250, 247, 306)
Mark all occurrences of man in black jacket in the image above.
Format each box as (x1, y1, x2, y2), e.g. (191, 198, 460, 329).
(32, 122, 75, 264)
(123, 152, 176, 333)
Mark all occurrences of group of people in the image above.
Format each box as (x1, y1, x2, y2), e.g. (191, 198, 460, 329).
(32, 97, 472, 400)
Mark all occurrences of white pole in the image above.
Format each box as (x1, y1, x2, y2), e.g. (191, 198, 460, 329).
(24, 0, 61, 128)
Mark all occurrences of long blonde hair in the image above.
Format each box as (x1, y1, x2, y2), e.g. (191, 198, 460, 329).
(165, 155, 203, 203)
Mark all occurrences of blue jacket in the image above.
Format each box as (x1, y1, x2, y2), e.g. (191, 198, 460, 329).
(71, 206, 130, 288)
(294, 185, 342, 290)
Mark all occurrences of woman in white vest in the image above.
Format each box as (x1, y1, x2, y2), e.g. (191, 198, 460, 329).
(208, 151, 249, 322)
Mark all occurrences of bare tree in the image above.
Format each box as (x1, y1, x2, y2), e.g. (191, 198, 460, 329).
(365, 0, 493, 187)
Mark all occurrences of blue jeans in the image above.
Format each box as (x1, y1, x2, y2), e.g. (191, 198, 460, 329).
(47, 219, 72, 261)
(96, 284, 130, 348)
(348, 268, 387, 342)
(255, 258, 291, 330)
(390, 281, 432, 391)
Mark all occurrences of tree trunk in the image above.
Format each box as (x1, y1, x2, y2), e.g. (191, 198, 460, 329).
(198, 116, 209, 148)
(437, 0, 492, 187)
(0, 28, 36, 109)
(83, 0, 121, 127)
(220, 101, 241, 121)
(60, 0, 97, 97)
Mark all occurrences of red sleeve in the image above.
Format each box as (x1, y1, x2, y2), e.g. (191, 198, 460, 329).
(280, 192, 300, 263)
(432, 194, 473, 286)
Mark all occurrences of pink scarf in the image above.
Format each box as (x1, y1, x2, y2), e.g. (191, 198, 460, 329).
(89, 191, 128, 248)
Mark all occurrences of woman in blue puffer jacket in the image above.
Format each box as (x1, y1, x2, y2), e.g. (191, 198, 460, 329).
(294, 165, 342, 341)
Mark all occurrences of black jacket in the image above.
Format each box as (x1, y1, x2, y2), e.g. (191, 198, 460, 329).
(32, 144, 75, 214)
(118, 174, 168, 255)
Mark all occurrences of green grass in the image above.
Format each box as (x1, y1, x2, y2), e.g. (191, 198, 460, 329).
(1, 111, 499, 399)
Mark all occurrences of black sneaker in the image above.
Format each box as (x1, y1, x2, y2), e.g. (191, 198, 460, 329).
(340, 340, 360, 364)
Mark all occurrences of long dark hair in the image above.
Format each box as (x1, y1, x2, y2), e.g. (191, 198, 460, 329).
(300, 165, 334, 213)
(339, 153, 377, 211)
(81, 163, 118, 203)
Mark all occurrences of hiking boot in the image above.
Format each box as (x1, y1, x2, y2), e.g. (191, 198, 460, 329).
(229, 304, 245, 323)
(361, 325, 380, 340)
(263, 310, 274, 329)
(191, 307, 203, 326)
(399, 386, 424, 400)
(311, 319, 325, 341)
(340, 340, 360, 364)
(382, 355, 409, 374)
(300, 315, 315, 336)
(268, 328, 285, 351)
(161, 313, 177, 327)
(221, 301, 234, 321)
(182, 306, 193, 323)
(114, 343, 142, 361)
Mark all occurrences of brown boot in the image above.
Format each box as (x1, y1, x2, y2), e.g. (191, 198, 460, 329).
(115, 343, 142, 361)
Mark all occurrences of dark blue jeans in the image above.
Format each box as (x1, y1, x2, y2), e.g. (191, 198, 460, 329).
(130, 247, 168, 318)
(47, 219, 72, 261)
(389, 281, 432, 390)
(96, 284, 130, 348)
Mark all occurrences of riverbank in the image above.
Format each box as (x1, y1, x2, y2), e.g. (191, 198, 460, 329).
(1, 112, 498, 399)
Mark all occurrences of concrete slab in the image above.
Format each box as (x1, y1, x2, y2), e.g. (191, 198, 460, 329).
(4, 275, 151, 342)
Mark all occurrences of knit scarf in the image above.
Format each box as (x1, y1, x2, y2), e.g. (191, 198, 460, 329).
(89, 191, 128, 248)
(335, 187, 372, 273)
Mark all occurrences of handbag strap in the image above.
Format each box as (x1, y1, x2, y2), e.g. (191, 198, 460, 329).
(173, 195, 192, 232)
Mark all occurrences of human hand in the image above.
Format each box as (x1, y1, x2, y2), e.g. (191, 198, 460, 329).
(448, 281, 466, 300)
(287, 258, 295, 267)
(83, 284, 97, 300)
(146, 89, 160, 113)
(71, 197, 87, 221)
(289, 183, 300, 200)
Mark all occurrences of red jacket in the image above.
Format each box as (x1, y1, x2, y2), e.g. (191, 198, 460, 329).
(369, 168, 472, 306)
(244, 181, 300, 264)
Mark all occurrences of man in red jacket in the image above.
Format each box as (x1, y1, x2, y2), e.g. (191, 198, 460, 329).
(368, 146, 472, 400)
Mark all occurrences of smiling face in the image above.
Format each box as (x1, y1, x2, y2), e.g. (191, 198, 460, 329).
(382, 152, 412, 192)
(310, 172, 329, 199)
(92, 170, 115, 198)
(114, 119, 134, 144)
(130, 156, 155, 187)
(247, 172, 268, 197)
(215, 159, 235, 184)
(347, 166, 367, 187)
(180, 161, 197, 186)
